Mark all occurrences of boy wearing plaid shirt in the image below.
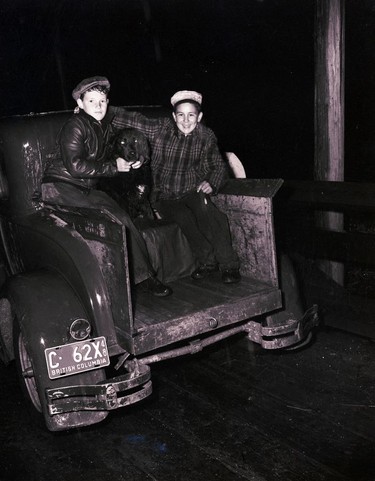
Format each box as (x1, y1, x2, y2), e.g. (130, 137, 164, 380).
(113, 90, 240, 284)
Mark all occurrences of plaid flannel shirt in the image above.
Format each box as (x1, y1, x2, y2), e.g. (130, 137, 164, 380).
(110, 106, 228, 200)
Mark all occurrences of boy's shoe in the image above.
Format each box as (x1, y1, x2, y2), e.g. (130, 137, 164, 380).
(191, 264, 218, 280)
(221, 268, 241, 284)
(139, 277, 172, 297)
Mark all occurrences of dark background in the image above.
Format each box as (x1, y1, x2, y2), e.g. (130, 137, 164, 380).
(1, 0, 374, 180)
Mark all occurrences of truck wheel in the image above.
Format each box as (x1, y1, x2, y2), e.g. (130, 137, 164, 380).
(13, 319, 42, 413)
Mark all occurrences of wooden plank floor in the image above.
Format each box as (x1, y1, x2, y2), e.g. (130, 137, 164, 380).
(1, 323, 375, 480)
(133, 274, 278, 327)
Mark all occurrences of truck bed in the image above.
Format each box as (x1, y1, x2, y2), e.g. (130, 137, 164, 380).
(132, 274, 281, 354)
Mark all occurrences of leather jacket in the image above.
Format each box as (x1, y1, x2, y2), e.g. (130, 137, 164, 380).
(43, 108, 118, 190)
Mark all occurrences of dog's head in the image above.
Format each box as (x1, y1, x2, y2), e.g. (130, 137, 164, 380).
(111, 128, 150, 165)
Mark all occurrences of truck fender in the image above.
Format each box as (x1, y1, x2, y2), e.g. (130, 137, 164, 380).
(266, 252, 305, 323)
(259, 253, 319, 349)
(4, 270, 108, 430)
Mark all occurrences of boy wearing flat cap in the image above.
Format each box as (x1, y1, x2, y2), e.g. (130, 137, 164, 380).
(112, 90, 240, 284)
(42, 76, 172, 297)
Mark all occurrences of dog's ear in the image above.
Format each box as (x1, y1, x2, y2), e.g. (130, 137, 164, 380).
(134, 130, 150, 163)
(109, 130, 124, 160)
(113, 138, 123, 158)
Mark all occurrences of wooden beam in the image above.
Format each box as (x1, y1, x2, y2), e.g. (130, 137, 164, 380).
(283, 180, 375, 211)
(314, 0, 345, 284)
(315, 0, 345, 181)
(286, 228, 375, 266)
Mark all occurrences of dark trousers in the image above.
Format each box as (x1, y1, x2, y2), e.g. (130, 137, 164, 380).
(41, 182, 153, 284)
(155, 192, 239, 270)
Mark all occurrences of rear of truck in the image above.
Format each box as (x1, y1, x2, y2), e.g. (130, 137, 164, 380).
(0, 111, 318, 431)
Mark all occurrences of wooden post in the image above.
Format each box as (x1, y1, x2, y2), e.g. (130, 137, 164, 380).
(314, 0, 345, 285)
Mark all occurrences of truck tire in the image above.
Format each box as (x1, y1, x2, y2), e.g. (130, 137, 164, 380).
(13, 317, 42, 415)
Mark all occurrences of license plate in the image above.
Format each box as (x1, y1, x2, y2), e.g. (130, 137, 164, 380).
(45, 336, 110, 380)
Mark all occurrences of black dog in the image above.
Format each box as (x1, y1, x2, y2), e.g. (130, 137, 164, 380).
(99, 128, 154, 220)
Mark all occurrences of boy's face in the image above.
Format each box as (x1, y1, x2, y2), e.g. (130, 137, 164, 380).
(173, 102, 203, 135)
(77, 89, 109, 121)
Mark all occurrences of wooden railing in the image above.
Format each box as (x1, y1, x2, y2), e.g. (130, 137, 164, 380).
(276, 180, 375, 266)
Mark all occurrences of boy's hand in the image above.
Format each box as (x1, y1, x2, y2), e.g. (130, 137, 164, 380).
(197, 181, 213, 194)
(116, 156, 145, 172)
(129, 159, 144, 170)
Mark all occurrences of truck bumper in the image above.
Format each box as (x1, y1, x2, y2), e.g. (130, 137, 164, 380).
(253, 304, 319, 349)
(46, 363, 152, 416)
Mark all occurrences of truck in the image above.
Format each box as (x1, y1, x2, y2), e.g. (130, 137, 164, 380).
(0, 108, 318, 431)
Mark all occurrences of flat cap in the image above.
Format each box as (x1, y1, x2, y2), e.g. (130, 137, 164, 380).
(72, 76, 110, 100)
(170, 90, 202, 107)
